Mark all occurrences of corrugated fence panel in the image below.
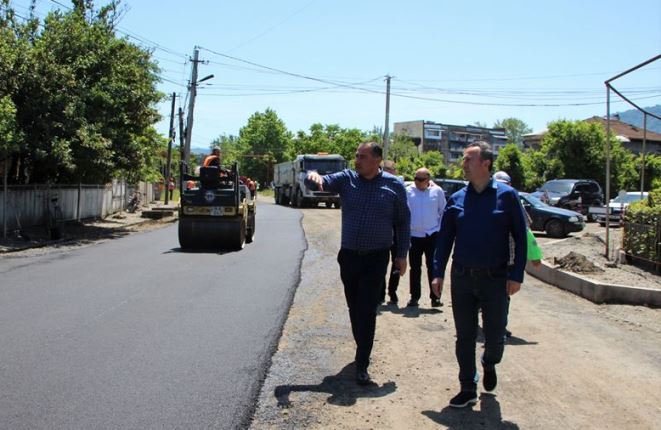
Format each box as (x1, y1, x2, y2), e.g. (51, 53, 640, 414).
(1, 181, 155, 230)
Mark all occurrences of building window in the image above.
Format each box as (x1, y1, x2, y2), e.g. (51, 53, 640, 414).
(424, 128, 442, 139)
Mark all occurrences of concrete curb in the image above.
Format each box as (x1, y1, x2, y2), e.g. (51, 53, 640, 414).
(526, 260, 661, 308)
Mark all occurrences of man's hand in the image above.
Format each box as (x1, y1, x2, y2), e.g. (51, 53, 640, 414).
(507, 280, 521, 296)
(395, 258, 407, 277)
(306, 171, 323, 191)
(431, 277, 443, 297)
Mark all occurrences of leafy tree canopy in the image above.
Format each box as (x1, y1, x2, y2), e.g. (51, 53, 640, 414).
(525, 119, 637, 196)
(2, 0, 163, 184)
(494, 143, 526, 189)
(385, 134, 445, 180)
(236, 108, 292, 185)
(493, 118, 532, 146)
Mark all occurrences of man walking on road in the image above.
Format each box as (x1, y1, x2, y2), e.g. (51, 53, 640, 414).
(406, 167, 446, 308)
(431, 142, 527, 408)
(305, 142, 410, 385)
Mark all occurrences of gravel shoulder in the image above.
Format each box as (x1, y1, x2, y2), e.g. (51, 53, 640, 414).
(250, 202, 661, 429)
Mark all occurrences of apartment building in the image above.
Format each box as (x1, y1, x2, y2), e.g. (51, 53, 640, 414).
(393, 120, 508, 164)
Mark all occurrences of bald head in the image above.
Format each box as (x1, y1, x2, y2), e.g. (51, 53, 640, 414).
(413, 167, 431, 190)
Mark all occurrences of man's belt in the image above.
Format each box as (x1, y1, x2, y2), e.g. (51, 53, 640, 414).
(453, 262, 507, 277)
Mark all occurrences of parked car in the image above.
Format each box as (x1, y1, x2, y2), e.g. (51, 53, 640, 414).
(520, 192, 585, 238)
(433, 178, 467, 196)
(531, 179, 604, 221)
(588, 191, 649, 226)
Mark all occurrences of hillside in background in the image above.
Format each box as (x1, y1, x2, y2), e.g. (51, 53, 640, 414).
(614, 104, 661, 134)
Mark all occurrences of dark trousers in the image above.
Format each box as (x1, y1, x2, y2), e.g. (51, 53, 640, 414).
(337, 248, 390, 371)
(379, 244, 400, 302)
(409, 232, 439, 302)
(450, 263, 509, 392)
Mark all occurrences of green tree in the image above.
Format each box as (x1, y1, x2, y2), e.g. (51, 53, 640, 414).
(386, 134, 445, 180)
(4, 0, 162, 184)
(0, 96, 19, 162)
(288, 123, 368, 164)
(494, 143, 526, 189)
(210, 134, 243, 165)
(237, 108, 292, 184)
(386, 133, 418, 162)
(520, 149, 560, 190)
(493, 118, 532, 146)
(445, 161, 464, 180)
(530, 120, 637, 197)
(636, 154, 661, 190)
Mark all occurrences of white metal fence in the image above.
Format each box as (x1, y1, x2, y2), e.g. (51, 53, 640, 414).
(1, 180, 155, 231)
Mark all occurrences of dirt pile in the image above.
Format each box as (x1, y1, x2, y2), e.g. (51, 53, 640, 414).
(554, 251, 605, 273)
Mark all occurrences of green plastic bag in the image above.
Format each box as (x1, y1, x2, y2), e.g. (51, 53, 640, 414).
(527, 229, 543, 261)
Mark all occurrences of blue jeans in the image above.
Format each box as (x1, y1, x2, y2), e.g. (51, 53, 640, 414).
(450, 263, 509, 392)
(337, 248, 390, 371)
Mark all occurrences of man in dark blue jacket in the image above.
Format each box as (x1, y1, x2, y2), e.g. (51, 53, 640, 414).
(306, 142, 410, 385)
(431, 141, 527, 408)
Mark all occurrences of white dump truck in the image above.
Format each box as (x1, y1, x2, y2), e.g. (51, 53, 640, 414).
(273, 153, 346, 208)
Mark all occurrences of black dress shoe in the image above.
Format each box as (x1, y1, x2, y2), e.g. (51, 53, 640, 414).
(431, 298, 443, 307)
(407, 300, 419, 307)
(356, 370, 371, 385)
(449, 391, 478, 408)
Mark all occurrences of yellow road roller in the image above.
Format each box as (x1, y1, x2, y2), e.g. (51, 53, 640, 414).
(178, 163, 255, 250)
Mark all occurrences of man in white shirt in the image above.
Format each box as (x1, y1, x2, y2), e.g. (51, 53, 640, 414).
(406, 168, 446, 307)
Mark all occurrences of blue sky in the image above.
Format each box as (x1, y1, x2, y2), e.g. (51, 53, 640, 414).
(11, 0, 661, 149)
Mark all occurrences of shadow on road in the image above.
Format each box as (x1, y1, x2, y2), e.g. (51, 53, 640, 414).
(422, 393, 519, 429)
(274, 362, 397, 408)
(504, 335, 539, 346)
(164, 247, 236, 255)
(379, 303, 443, 318)
(476, 327, 539, 346)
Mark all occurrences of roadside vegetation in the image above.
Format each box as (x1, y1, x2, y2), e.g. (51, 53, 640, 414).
(1, 0, 165, 185)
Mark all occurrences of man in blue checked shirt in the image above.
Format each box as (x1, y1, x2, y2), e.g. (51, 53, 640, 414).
(431, 141, 527, 409)
(306, 141, 410, 386)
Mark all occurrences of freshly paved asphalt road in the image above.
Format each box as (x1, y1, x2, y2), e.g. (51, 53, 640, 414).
(0, 202, 305, 429)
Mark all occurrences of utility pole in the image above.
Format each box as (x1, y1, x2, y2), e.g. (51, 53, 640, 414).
(183, 48, 200, 169)
(183, 47, 214, 174)
(164, 92, 176, 205)
(178, 107, 185, 191)
(383, 75, 392, 161)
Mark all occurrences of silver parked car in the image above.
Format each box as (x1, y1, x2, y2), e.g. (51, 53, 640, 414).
(589, 191, 649, 226)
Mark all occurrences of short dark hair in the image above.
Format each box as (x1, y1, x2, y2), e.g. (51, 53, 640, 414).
(360, 141, 383, 159)
(467, 141, 493, 172)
